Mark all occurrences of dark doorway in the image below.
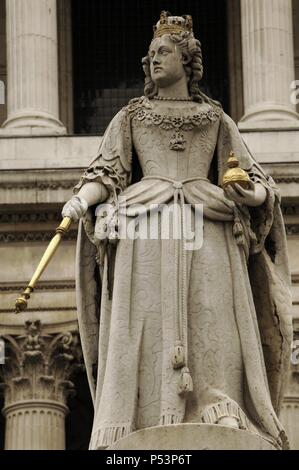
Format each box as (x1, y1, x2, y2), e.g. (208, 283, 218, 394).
(65, 369, 93, 450)
(0, 396, 4, 450)
(72, 0, 229, 135)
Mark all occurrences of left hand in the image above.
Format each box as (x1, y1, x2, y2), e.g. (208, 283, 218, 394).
(224, 181, 267, 207)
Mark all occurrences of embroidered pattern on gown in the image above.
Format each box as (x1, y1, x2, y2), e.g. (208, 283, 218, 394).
(74, 97, 293, 450)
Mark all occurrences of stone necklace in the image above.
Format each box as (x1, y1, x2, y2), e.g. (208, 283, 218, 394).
(154, 96, 193, 150)
(153, 96, 193, 102)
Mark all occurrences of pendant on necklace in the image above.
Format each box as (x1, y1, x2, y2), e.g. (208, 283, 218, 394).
(169, 131, 187, 151)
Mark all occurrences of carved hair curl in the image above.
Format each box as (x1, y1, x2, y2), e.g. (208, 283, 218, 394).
(142, 31, 221, 108)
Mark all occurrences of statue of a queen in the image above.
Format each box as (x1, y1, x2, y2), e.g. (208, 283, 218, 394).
(62, 12, 293, 450)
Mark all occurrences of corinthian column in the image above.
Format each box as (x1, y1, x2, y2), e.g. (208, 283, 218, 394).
(280, 327, 299, 450)
(0, 0, 66, 135)
(281, 397, 299, 450)
(239, 0, 299, 129)
(0, 320, 82, 450)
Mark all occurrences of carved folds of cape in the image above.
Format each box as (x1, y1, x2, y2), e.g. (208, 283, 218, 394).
(74, 98, 293, 447)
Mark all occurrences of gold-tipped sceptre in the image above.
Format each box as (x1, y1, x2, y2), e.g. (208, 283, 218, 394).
(15, 217, 72, 314)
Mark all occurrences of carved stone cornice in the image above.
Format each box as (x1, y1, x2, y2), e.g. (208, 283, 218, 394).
(0, 210, 78, 243)
(0, 180, 77, 191)
(0, 211, 61, 224)
(281, 205, 299, 236)
(0, 169, 83, 206)
(282, 205, 299, 216)
(275, 177, 299, 184)
(0, 306, 76, 314)
(285, 225, 299, 236)
(0, 230, 77, 243)
(0, 320, 83, 409)
(0, 280, 75, 292)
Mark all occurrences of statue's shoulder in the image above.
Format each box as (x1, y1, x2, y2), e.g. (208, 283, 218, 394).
(106, 99, 145, 127)
(125, 96, 152, 114)
(190, 101, 223, 125)
(219, 110, 240, 133)
(196, 100, 222, 111)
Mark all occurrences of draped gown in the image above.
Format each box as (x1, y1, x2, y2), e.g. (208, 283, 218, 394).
(74, 97, 293, 450)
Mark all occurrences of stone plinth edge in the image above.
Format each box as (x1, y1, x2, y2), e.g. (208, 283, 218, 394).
(108, 424, 275, 450)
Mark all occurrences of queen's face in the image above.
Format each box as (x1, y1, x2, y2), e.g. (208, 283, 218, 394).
(149, 36, 186, 88)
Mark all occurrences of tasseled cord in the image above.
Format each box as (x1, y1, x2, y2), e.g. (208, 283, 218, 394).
(178, 367, 193, 396)
(233, 208, 245, 246)
(233, 218, 243, 237)
(172, 341, 185, 369)
(171, 186, 194, 397)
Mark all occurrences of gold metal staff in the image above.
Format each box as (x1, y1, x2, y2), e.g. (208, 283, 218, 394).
(15, 217, 72, 314)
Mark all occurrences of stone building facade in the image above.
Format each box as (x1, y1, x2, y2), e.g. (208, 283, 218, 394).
(0, 0, 299, 450)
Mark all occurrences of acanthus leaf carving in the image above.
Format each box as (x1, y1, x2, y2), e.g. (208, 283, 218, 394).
(0, 320, 83, 407)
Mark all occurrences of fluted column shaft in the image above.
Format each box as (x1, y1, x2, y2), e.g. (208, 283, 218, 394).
(4, 401, 67, 450)
(1, 0, 65, 134)
(281, 397, 299, 450)
(239, 0, 299, 128)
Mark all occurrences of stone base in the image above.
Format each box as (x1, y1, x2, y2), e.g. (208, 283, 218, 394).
(238, 120, 299, 131)
(0, 112, 67, 136)
(108, 424, 276, 450)
(0, 125, 67, 136)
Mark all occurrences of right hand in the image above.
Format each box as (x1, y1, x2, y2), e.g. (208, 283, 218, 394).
(61, 195, 88, 221)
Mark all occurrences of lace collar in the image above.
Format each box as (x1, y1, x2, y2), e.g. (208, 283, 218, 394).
(126, 96, 222, 131)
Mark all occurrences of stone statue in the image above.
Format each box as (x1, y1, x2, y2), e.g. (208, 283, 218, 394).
(62, 12, 293, 450)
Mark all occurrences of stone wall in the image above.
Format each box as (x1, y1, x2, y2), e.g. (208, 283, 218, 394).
(0, 0, 6, 126)
(294, 0, 299, 115)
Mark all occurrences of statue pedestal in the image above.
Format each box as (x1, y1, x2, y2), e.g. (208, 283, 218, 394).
(108, 424, 275, 450)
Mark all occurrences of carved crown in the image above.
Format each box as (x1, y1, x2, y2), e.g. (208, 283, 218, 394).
(153, 11, 193, 39)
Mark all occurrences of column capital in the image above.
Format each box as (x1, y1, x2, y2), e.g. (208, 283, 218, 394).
(0, 319, 83, 449)
(1, 319, 83, 408)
